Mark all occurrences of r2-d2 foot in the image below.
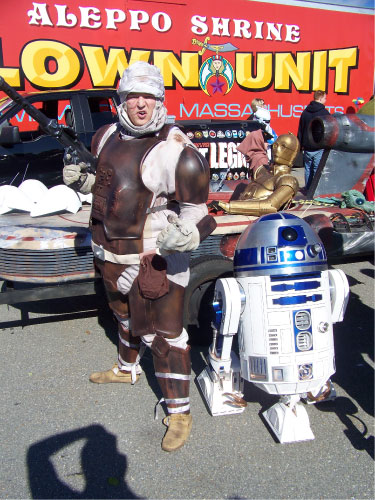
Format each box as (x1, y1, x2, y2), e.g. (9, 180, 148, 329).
(263, 394, 314, 443)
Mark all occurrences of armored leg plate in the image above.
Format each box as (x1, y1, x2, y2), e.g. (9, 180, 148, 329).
(197, 352, 245, 416)
(263, 401, 315, 443)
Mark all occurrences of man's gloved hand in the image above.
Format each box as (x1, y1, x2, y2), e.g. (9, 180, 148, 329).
(63, 162, 95, 194)
(63, 163, 86, 186)
(156, 215, 200, 255)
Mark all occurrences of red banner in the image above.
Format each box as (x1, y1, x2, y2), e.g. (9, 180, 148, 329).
(0, 0, 373, 134)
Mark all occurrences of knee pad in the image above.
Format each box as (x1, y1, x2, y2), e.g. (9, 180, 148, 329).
(164, 329, 188, 349)
(115, 313, 131, 331)
(141, 333, 155, 349)
(142, 329, 188, 350)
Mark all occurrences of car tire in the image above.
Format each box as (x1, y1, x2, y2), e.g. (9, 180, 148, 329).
(184, 256, 233, 346)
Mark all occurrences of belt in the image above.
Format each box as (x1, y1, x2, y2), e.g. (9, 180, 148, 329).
(92, 241, 161, 265)
(146, 201, 179, 214)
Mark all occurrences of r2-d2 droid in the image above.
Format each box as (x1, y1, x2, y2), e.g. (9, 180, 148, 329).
(197, 213, 349, 443)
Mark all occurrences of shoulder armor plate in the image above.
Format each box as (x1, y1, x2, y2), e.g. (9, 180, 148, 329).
(175, 145, 210, 204)
(275, 174, 299, 194)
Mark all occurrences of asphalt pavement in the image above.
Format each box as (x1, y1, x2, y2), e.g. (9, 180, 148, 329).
(0, 256, 374, 499)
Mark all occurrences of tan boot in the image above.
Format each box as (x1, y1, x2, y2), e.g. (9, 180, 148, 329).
(161, 414, 192, 452)
(89, 364, 140, 384)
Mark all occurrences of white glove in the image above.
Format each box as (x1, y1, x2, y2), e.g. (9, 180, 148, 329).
(63, 162, 86, 185)
(156, 215, 200, 255)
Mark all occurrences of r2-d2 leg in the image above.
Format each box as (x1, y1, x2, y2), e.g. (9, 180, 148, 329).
(197, 278, 246, 416)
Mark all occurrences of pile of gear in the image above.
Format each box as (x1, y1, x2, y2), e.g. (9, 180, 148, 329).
(0, 179, 91, 217)
(292, 190, 375, 213)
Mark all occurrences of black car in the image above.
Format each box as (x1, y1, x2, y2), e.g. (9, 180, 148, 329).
(0, 85, 272, 188)
(0, 89, 120, 187)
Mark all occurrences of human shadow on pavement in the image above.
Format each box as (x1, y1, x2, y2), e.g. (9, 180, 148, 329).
(27, 424, 141, 499)
(316, 397, 374, 460)
(310, 268, 375, 458)
(331, 271, 374, 418)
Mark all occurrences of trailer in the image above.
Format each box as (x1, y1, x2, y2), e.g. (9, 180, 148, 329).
(0, 0, 373, 135)
(0, 0, 373, 341)
(0, 110, 373, 343)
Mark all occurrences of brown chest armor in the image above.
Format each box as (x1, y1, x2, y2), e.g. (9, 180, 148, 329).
(91, 131, 162, 242)
(90, 124, 212, 259)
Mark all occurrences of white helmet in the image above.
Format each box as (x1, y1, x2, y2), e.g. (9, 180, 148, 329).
(0, 185, 33, 215)
(78, 192, 92, 204)
(18, 179, 48, 204)
(117, 61, 165, 103)
(30, 185, 82, 217)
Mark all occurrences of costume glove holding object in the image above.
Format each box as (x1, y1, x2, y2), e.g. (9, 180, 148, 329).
(63, 162, 83, 184)
(156, 215, 200, 255)
(63, 161, 95, 194)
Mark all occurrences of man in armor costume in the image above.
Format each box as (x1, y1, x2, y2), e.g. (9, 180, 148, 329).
(211, 132, 300, 216)
(63, 61, 216, 452)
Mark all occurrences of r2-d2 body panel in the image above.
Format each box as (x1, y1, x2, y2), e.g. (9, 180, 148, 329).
(234, 213, 335, 396)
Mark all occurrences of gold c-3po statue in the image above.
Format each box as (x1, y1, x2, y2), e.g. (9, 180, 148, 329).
(216, 133, 300, 217)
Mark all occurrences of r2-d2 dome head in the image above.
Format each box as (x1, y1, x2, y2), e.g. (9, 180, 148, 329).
(234, 212, 327, 278)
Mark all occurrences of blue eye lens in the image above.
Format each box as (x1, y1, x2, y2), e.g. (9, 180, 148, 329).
(356, 198, 364, 205)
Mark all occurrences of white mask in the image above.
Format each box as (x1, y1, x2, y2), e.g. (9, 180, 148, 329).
(117, 61, 167, 136)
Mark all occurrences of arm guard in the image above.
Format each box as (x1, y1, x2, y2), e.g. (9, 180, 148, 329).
(196, 214, 217, 241)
